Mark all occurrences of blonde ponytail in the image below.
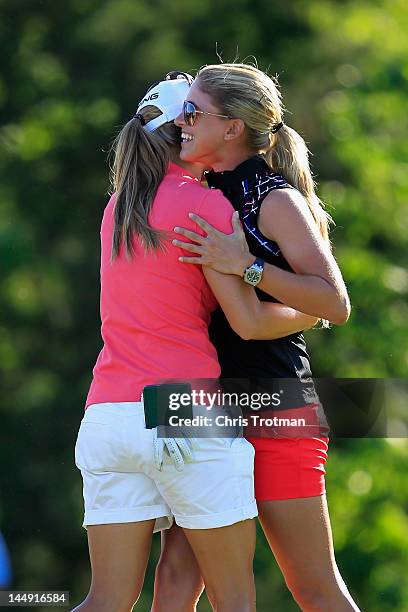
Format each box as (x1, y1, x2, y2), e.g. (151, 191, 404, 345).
(265, 125, 332, 242)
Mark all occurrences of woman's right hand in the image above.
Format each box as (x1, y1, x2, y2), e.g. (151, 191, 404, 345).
(173, 211, 255, 276)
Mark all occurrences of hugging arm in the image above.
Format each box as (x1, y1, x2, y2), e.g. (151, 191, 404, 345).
(255, 189, 350, 324)
(202, 266, 318, 341)
(173, 191, 351, 325)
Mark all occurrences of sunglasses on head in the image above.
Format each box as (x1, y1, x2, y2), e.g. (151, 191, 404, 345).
(183, 100, 230, 126)
(145, 71, 194, 96)
(165, 70, 194, 85)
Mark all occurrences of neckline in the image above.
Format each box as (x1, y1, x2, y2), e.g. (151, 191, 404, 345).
(168, 161, 199, 181)
(205, 155, 271, 198)
(209, 155, 269, 179)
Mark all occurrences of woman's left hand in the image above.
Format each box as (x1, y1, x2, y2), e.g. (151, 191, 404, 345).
(173, 211, 255, 276)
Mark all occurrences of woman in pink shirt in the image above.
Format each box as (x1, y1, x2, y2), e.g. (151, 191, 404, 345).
(73, 73, 317, 612)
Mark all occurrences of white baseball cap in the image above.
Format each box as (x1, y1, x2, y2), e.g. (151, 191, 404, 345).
(136, 75, 192, 132)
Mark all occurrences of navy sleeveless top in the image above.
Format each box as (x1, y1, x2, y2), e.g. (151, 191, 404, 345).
(207, 155, 318, 408)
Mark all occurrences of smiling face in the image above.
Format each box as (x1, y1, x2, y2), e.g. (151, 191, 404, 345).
(175, 80, 237, 170)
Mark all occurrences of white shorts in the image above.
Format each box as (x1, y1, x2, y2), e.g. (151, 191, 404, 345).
(75, 402, 257, 532)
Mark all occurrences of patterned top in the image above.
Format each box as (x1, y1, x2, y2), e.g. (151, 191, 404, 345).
(206, 155, 319, 408)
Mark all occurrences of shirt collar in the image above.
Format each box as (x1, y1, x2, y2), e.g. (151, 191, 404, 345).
(205, 155, 271, 202)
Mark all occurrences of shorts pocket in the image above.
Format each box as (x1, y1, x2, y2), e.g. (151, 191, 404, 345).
(198, 435, 253, 452)
(221, 436, 251, 450)
(75, 420, 124, 472)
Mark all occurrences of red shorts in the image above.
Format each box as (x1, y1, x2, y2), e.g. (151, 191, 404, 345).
(245, 405, 329, 501)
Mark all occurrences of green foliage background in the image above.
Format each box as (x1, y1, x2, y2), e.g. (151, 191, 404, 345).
(0, 0, 407, 610)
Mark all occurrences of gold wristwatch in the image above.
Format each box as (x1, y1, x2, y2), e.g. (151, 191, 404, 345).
(243, 258, 264, 286)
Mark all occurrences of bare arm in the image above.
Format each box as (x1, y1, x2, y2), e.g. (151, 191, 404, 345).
(255, 189, 350, 324)
(202, 266, 318, 341)
(173, 192, 351, 325)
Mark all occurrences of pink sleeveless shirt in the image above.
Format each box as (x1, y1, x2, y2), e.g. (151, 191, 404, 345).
(85, 163, 234, 408)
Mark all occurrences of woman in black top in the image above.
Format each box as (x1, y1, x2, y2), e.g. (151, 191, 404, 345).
(152, 64, 359, 612)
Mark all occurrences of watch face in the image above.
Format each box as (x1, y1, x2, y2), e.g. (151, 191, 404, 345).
(245, 269, 262, 285)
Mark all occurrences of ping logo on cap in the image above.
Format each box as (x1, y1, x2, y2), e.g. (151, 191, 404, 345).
(136, 77, 191, 132)
(140, 92, 159, 104)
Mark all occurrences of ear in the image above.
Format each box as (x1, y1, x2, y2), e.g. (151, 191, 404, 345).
(224, 118, 245, 141)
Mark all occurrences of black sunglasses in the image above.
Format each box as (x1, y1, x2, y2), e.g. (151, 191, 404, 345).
(183, 100, 230, 127)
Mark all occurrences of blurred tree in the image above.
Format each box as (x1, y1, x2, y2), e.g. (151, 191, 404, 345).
(299, 0, 408, 378)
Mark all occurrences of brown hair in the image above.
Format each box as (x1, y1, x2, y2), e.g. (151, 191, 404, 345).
(110, 106, 181, 261)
